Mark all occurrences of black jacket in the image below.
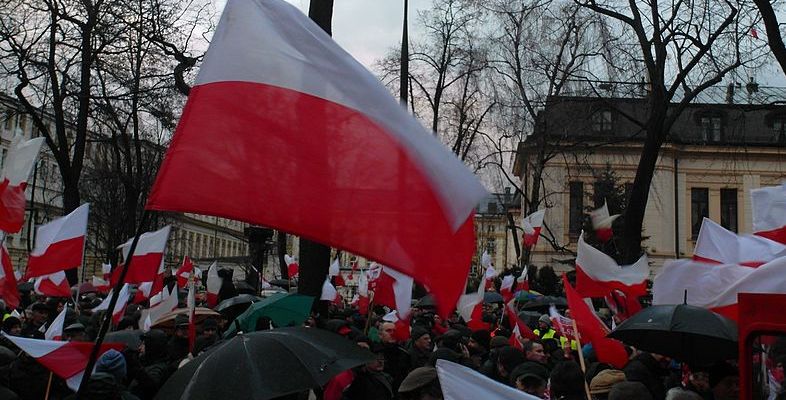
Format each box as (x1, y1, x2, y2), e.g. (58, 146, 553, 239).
(624, 353, 667, 400)
(343, 370, 393, 400)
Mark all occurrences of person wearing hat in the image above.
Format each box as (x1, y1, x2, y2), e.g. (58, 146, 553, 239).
(533, 314, 563, 344)
(1, 317, 21, 337)
(344, 343, 394, 400)
(193, 318, 219, 356)
(64, 322, 88, 342)
(467, 329, 491, 369)
(408, 326, 433, 369)
(167, 314, 190, 362)
(129, 329, 173, 400)
(398, 366, 442, 400)
(65, 349, 140, 400)
(21, 303, 49, 338)
(590, 369, 626, 400)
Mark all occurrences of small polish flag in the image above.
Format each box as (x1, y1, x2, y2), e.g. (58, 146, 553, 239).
(140, 286, 178, 331)
(516, 267, 529, 292)
(2, 333, 123, 391)
(500, 275, 515, 303)
(0, 136, 45, 233)
(92, 276, 110, 294)
(34, 271, 71, 298)
(44, 307, 68, 341)
(0, 242, 20, 309)
(26, 204, 89, 279)
(328, 258, 345, 287)
(590, 200, 619, 242)
(116, 226, 171, 284)
(205, 261, 222, 308)
(101, 263, 112, 281)
(370, 266, 413, 318)
(175, 256, 195, 288)
(505, 299, 536, 348)
(357, 272, 370, 315)
(92, 284, 131, 325)
(521, 209, 545, 249)
(284, 254, 299, 278)
(320, 276, 338, 302)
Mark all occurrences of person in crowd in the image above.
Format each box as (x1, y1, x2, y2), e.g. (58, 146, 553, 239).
(167, 315, 190, 362)
(64, 323, 89, 342)
(665, 387, 704, 400)
(707, 362, 739, 400)
(624, 352, 670, 400)
(533, 314, 559, 341)
(0, 346, 18, 400)
(129, 329, 173, 400)
(608, 381, 654, 400)
(515, 373, 547, 398)
(510, 340, 550, 381)
(589, 369, 626, 400)
(378, 321, 411, 391)
(549, 361, 586, 400)
(431, 314, 448, 336)
(398, 366, 443, 400)
(467, 330, 491, 369)
(344, 344, 394, 400)
(66, 349, 140, 400)
(21, 303, 49, 338)
(408, 326, 433, 369)
(1, 317, 21, 337)
(682, 366, 710, 397)
(495, 346, 526, 386)
(193, 318, 219, 356)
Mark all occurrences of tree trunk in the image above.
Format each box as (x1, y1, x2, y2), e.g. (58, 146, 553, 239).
(299, 0, 335, 320)
(62, 175, 81, 284)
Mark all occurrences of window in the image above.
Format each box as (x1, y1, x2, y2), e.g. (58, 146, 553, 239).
(569, 181, 584, 239)
(3, 112, 13, 131)
(691, 188, 709, 240)
(774, 118, 786, 144)
(720, 188, 738, 233)
(700, 116, 722, 143)
(486, 238, 496, 254)
(592, 110, 613, 133)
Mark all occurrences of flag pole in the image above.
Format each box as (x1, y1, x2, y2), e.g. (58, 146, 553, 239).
(44, 371, 53, 400)
(76, 209, 152, 398)
(75, 204, 90, 309)
(571, 316, 592, 400)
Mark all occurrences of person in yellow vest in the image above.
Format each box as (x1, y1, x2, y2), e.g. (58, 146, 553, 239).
(533, 314, 579, 352)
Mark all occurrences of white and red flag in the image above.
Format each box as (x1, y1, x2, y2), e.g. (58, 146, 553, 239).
(504, 300, 537, 349)
(284, 254, 299, 278)
(481, 251, 496, 290)
(92, 284, 131, 325)
(0, 241, 20, 309)
(34, 271, 71, 298)
(499, 275, 515, 303)
(101, 263, 112, 281)
(457, 280, 489, 332)
(144, 0, 486, 318)
(370, 266, 413, 318)
(521, 209, 545, 249)
(115, 226, 170, 284)
(548, 305, 577, 340)
(26, 204, 89, 279)
(590, 201, 619, 242)
(752, 183, 786, 244)
(382, 310, 411, 342)
(357, 272, 370, 315)
(175, 256, 194, 288)
(437, 360, 541, 400)
(140, 286, 178, 331)
(328, 258, 345, 287)
(575, 233, 648, 318)
(44, 307, 68, 341)
(653, 256, 786, 321)
(2, 333, 123, 391)
(517, 267, 529, 292)
(187, 273, 196, 352)
(693, 217, 786, 267)
(205, 261, 222, 308)
(320, 276, 338, 302)
(563, 274, 628, 368)
(0, 136, 45, 233)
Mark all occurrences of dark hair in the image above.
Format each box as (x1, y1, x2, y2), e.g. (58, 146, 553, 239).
(609, 381, 654, 400)
(550, 361, 586, 398)
(516, 374, 546, 389)
(523, 340, 542, 353)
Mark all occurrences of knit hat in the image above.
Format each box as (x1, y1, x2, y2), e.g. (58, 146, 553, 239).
(590, 369, 626, 394)
(538, 314, 551, 326)
(95, 349, 127, 382)
(398, 367, 438, 393)
(410, 326, 430, 342)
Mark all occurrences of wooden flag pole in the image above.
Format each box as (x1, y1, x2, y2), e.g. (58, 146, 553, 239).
(44, 371, 53, 400)
(571, 317, 592, 400)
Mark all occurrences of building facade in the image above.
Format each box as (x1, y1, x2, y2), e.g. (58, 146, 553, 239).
(474, 189, 521, 274)
(514, 94, 786, 275)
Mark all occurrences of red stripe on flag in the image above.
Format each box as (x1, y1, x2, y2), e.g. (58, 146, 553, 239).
(0, 180, 27, 233)
(146, 81, 475, 317)
(26, 236, 85, 278)
(114, 253, 164, 284)
(37, 341, 123, 379)
(755, 226, 786, 246)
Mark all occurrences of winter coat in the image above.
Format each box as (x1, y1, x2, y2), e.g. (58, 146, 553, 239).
(624, 353, 668, 400)
(64, 373, 140, 400)
(343, 370, 393, 400)
(381, 343, 411, 391)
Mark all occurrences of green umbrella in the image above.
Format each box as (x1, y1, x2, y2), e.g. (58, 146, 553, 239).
(224, 293, 313, 337)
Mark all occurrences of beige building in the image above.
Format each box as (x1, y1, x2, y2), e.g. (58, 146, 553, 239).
(474, 189, 521, 274)
(514, 94, 786, 275)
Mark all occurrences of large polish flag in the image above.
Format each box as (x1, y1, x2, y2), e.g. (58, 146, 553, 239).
(521, 209, 545, 249)
(0, 136, 45, 233)
(116, 226, 170, 284)
(144, 0, 486, 317)
(437, 360, 540, 400)
(752, 183, 786, 244)
(693, 217, 786, 267)
(26, 204, 89, 279)
(2, 333, 122, 391)
(34, 271, 71, 298)
(653, 256, 786, 321)
(371, 266, 414, 318)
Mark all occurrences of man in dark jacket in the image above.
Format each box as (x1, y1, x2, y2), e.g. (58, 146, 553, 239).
(21, 303, 49, 339)
(129, 329, 173, 400)
(344, 345, 394, 400)
(407, 326, 432, 369)
(379, 321, 411, 391)
(624, 352, 669, 400)
(66, 350, 140, 400)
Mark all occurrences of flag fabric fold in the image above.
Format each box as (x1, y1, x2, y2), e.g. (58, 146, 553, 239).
(500, 275, 514, 303)
(2, 333, 123, 391)
(0, 136, 45, 233)
(590, 201, 619, 242)
(34, 271, 71, 298)
(0, 242, 19, 309)
(92, 284, 131, 325)
(26, 204, 89, 279)
(205, 261, 221, 308)
(437, 359, 540, 400)
(284, 254, 299, 278)
(117, 226, 170, 284)
(175, 256, 194, 288)
(370, 267, 413, 318)
(693, 217, 786, 267)
(44, 307, 68, 341)
(752, 183, 786, 244)
(563, 274, 628, 368)
(144, 0, 486, 317)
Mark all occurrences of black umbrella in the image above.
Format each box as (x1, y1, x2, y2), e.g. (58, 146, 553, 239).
(155, 327, 374, 400)
(520, 296, 567, 311)
(483, 292, 504, 304)
(269, 279, 292, 289)
(215, 294, 264, 313)
(607, 304, 738, 365)
(517, 311, 542, 326)
(105, 329, 142, 350)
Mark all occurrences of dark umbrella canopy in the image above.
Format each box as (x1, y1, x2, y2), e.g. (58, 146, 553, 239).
(607, 304, 738, 365)
(483, 292, 504, 304)
(268, 279, 292, 289)
(215, 294, 264, 313)
(154, 327, 374, 400)
(520, 296, 567, 311)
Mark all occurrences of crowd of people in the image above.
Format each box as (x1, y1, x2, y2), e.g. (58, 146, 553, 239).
(0, 277, 744, 400)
